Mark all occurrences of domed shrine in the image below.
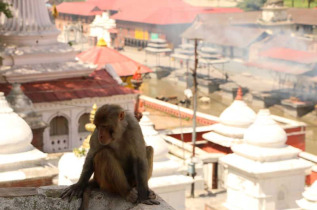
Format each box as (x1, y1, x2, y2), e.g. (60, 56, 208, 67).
(200, 87, 256, 191)
(220, 109, 311, 210)
(297, 181, 317, 210)
(0, 92, 56, 187)
(0, 92, 33, 154)
(203, 87, 256, 149)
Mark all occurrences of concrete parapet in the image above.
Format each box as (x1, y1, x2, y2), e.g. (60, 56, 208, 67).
(0, 186, 174, 210)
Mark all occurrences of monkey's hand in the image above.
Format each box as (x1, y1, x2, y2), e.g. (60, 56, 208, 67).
(141, 189, 160, 205)
(60, 183, 85, 202)
(126, 188, 138, 204)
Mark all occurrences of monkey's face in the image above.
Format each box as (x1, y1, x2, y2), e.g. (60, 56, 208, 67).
(95, 110, 125, 145)
(97, 125, 114, 145)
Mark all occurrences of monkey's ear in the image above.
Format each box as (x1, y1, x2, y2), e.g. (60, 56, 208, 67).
(119, 111, 125, 121)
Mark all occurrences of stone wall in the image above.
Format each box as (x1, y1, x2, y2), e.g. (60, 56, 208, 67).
(0, 186, 174, 210)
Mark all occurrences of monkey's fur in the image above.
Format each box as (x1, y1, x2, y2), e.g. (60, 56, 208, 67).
(61, 104, 159, 209)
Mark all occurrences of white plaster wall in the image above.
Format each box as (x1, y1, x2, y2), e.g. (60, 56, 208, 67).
(225, 169, 307, 210)
(34, 94, 136, 153)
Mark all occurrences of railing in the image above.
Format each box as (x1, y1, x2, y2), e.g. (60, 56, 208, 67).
(47, 135, 69, 153)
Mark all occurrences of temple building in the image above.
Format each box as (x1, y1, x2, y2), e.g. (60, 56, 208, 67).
(0, 92, 57, 187)
(0, 0, 138, 153)
(54, 0, 242, 48)
(220, 109, 311, 209)
(77, 39, 152, 89)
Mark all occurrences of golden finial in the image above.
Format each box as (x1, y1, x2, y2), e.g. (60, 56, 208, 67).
(74, 104, 98, 156)
(97, 38, 107, 47)
(82, 104, 97, 149)
(52, 4, 59, 19)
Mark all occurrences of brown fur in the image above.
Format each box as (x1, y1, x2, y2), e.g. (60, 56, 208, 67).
(60, 104, 159, 209)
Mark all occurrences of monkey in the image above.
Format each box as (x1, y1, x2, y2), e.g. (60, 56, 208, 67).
(60, 104, 159, 208)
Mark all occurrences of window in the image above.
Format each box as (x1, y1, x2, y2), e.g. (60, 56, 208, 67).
(49, 116, 69, 136)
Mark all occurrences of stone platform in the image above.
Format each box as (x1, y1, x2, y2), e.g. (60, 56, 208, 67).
(0, 186, 174, 210)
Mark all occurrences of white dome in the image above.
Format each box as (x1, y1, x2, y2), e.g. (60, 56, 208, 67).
(140, 112, 169, 162)
(219, 100, 256, 127)
(303, 181, 317, 202)
(244, 109, 287, 148)
(0, 92, 33, 154)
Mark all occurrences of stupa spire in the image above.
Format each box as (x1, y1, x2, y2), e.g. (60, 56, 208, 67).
(235, 86, 243, 100)
(0, 0, 58, 36)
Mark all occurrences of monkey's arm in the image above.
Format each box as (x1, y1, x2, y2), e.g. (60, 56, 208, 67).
(60, 132, 98, 201)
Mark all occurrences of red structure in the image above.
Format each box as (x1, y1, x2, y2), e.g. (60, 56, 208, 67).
(0, 70, 136, 103)
(77, 46, 152, 76)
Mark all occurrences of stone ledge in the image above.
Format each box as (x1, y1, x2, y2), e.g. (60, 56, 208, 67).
(0, 186, 175, 210)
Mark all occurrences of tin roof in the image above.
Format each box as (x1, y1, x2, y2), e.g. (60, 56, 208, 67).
(260, 47, 317, 64)
(56, 2, 103, 16)
(77, 46, 152, 76)
(0, 70, 136, 103)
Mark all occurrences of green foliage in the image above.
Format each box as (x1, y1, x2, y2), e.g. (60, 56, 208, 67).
(284, 0, 317, 8)
(237, 0, 266, 11)
(0, 2, 12, 18)
(73, 147, 87, 157)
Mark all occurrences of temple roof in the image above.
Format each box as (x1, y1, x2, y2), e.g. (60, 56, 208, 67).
(260, 47, 317, 64)
(182, 25, 266, 48)
(56, 2, 103, 16)
(110, 0, 241, 25)
(0, 70, 136, 103)
(77, 46, 152, 76)
(244, 61, 313, 75)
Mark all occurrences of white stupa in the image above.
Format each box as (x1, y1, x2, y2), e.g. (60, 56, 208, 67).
(220, 109, 312, 210)
(0, 92, 47, 179)
(140, 112, 193, 210)
(297, 181, 317, 210)
(90, 12, 116, 47)
(203, 87, 256, 147)
(0, 0, 93, 84)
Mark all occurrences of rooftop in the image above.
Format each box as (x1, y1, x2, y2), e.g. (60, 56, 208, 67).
(260, 47, 317, 64)
(77, 46, 152, 76)
(56, 2, 103, 16)
(0, 70, 136, 103)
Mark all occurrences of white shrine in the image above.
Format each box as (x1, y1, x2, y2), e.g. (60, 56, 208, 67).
(203, 88, 256, 148)
(297, 181, 317, 210)
(202, 88, 256, 190)
(90, 12, 116, 47)
(140, 112, 193, 210)
(220, 109, 311, 210)
(0, 92, 56, 185)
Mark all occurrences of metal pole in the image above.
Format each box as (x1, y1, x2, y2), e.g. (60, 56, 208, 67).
(190, 39, 199, 198)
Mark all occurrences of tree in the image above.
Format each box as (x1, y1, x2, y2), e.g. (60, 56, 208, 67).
(237, 0, 266, 11)
(308, 0, 315, 8)
(0, 2, 12, 18)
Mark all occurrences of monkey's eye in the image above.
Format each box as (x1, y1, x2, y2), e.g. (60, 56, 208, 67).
(98, 125, 109, 130)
